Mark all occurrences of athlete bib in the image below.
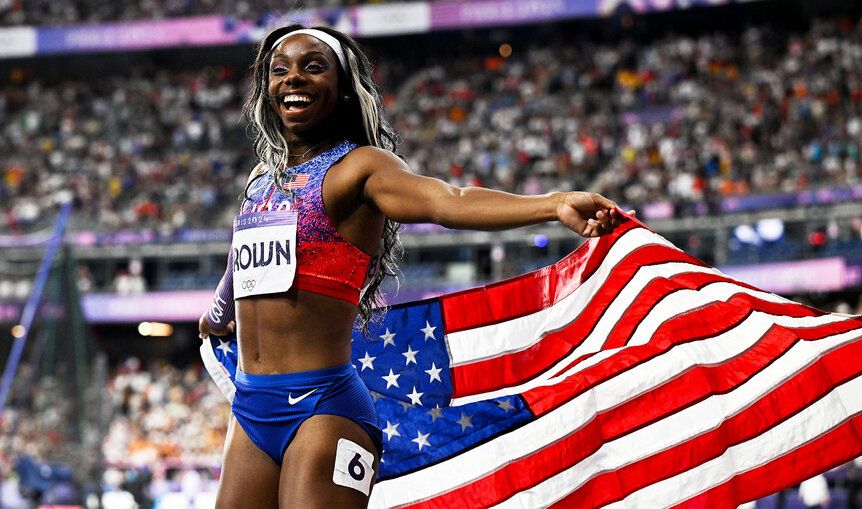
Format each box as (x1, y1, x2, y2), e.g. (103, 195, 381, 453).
(232, 210, 298, 298)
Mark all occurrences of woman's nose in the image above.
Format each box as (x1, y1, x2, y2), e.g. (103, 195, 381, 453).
(282, 65, 306, 85)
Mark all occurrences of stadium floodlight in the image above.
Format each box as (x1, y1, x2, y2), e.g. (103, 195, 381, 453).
(138, 322, 173, 337)
(733, 224, 762, 245)
(756, 218, 785, 243)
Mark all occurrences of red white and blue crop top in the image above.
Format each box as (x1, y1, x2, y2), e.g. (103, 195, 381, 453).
(206, 141, 374, 329)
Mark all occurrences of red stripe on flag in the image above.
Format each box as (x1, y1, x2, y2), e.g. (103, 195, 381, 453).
(673, 415, 862, 509)
(440, 220, 642, 333)
(670, 270, 761, 294)
(406, 320, 862, 509)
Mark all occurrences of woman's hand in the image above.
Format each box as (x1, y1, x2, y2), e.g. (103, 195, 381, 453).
(198, 314, 235, 340)
(557, 192, 634, 238)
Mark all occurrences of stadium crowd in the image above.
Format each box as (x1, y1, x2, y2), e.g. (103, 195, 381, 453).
(0, 358, 228, 508)
(3, 17, 862, 237)
(0, 0, 364, 27)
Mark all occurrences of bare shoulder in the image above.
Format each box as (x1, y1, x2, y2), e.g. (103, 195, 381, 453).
(342, 145, 411, 176)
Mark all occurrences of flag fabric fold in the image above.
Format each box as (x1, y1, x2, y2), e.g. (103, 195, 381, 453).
(201, 216, 862, 508)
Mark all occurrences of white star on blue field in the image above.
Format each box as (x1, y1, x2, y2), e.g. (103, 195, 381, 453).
(351, 299, 531, 478)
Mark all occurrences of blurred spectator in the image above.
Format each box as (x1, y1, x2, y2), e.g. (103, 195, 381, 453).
(0, 0, 423, 27)
(115, 260, 146, 295)
(76, 264, 94, 293)
(1, 356, 227, 507)
(798, 474, 830, 508)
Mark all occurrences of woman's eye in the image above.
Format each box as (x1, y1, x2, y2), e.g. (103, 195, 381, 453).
(306, 61, 328, 71)
(270, 65, 287, 74)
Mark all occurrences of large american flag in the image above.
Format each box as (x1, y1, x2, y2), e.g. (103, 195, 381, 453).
(202, 216, 862, 508)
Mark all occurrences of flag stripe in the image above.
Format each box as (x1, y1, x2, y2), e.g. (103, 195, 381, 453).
(671, 416, 862, 508)
(669, 270, 793, 301)
(445, 227, 682, 368)
(450, 252, 724, 397)
(371, 311, 862, 508)
(448, 230, 820, 402)
(440, 220, 655, 333)
(601, 367, 862, 509)
(398, 318, 862, 509)
(524, 306, 862, 417)
(502, 328, 862, 509)
(450, 273, 846, 407)
(546, 332, 862, 508)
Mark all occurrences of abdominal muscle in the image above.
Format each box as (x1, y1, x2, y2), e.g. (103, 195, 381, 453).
(235, 288, 358, 375)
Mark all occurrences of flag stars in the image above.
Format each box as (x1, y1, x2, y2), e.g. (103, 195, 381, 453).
(412, 430, 431, 451)
(382, 421, 401, 441)
(424, 363, 442, 383)
(382, 369, 401, 389)
(426, 405, 444, 423)
(402, 345, 419, 366)
(358, 351, 376, 371)
(421, 321, 437, 341)
(456, 413, 474, 432)
(380, 328, 396, 348)
(216, 339, 233, 355)
(496, 398, 515, 413)
(407, 386, 424, 406)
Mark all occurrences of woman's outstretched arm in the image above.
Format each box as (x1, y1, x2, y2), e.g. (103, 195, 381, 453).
(356, 147, 630, 237)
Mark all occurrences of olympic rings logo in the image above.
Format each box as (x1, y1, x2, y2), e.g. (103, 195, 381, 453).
(241, 279, 256, 291)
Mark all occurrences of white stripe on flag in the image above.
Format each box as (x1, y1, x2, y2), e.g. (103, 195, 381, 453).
(199, 340, 235, 403)
(602, 369, 862, 509)
(446, 228, 678, 367)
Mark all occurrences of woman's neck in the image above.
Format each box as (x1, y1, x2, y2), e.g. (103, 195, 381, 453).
(284, 137, 340, 166)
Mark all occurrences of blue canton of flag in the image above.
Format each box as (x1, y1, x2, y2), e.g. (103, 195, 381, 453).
(350, 299, 530, 479)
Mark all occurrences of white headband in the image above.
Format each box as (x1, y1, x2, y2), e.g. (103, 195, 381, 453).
(270, 28, 348, 71)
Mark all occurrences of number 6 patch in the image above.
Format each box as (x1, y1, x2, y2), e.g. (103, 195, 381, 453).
(333, 438, 375, 496)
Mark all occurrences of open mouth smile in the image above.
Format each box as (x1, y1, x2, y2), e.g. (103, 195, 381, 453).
(279, 93, 317, 113)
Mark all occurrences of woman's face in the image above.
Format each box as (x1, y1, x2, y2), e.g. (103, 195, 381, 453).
(267, 34, 341, 140)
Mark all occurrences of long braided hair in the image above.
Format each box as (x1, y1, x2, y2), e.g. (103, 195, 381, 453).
(243, 24, 402, 334)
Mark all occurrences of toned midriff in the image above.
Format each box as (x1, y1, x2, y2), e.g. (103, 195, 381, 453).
(235, 288, 357, 375)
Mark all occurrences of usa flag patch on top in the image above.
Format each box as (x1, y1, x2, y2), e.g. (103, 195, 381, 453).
(284, 174, 309, 190)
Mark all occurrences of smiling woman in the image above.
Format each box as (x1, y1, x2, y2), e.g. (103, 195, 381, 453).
(198, 24, 628, 509)
(267, 34, 341, 135)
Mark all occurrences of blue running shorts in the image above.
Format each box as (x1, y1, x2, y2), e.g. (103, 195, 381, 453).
(231, 362, 382, 465)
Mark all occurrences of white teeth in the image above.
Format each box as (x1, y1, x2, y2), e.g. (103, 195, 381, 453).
(283, 94, 313, 104)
